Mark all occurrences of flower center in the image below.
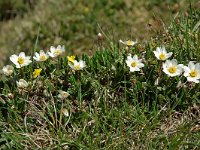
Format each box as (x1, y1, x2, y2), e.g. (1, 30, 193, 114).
(39, 55, 46, 61)
(75, 64, 81, 70)
(168, 66, 177, 74)
(17, 57, 24, 65)
(7, 68, 12, 72)
(189, 70, 197, 77)
(127, 40, 133, 46)
(159, 53, 166, 60)
(131, 61, 137, 67)
(54, 49, 62, 56)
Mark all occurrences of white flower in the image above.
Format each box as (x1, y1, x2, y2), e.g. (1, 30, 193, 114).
(163, 59, 183, 77)
(183, 61, 200, 83)
(33, 50, 49, 62)
(119, 39, 137, 46)
(10, 52, 32, 68)
(48, 45, 65, 58)
(16, 79, 29, 88)
(153, 46, 173, 61)
(125, 54, 144, 72)
(62, 108, 69, 117)
(7, 93, 14, 99)
(69, 60, 86, 70)
(58, 90, 70, 99)
(97, 33, 103, 40)
(2, 65, 14, 76)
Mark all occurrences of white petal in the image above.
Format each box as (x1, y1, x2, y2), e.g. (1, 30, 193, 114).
(196, 73, 200, 78)
(25, 56, 31, 61)
(39, 50, 44, 54)
(73, 60, 79, 66)
(19, 52, 25, 58)
(61, 46, 65, 52)
(134, 67, 140, 71)
(57, 45, 62, 49)
(188, 61, 195, 70)
(10, 55, 18, 65)
(50, 46, 55, 52)
(166, 52, 173, 59)
(132, 55, 138, 61)
(26, 60, 32, 64)
(156, 47, 161, 53)
(68, 63, 74, 69)
(195, 63, 200, 72)
(162, 63, 167, 70)
(163, 68, 170, 76)
(183, 66, 190, 74)
(137, 62, 144, 68)
(48, 52, 55, 58)
(126, 60, 131, 67)
(153, 51, 160, 59)
(79, 60, 86, 68)
(163, 60, 170, 68)
(33, 56, 38, 61)
(171, 59, 178, 65)
(119, 39, 126, 45)
(16, 64, 21, 68)
(127, 54, 132, 60)
(161, 46, 167, 54)
(176, 68, 183, 75)
(35, 52, 39, 58)
(187, 77, 199, 83)
(130, 67, 136, 72)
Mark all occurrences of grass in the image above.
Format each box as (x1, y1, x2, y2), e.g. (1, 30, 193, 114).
(0, 1, 200, 150)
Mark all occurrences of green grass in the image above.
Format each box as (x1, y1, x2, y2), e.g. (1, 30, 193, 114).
(0, 7, 200, 149)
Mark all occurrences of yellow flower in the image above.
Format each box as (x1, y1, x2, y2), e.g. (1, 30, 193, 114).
(67, 56, 75, 63)
(33, 68, 42, 78)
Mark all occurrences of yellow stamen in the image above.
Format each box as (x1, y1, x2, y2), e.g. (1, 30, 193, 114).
(190, 70, 197, 77)
(159, 53, 166, 60)
(131, 61, 137, 67)
(168, 66, 177, 74)
(33, 68, 42, 78)
(67, 56, 75, 63)
(75, 64, 81, 70)
(39, 55, 46, 61)
(17, 57, 25, 65)
(54, 49, 62, 56)
(127, 40, 133, 46)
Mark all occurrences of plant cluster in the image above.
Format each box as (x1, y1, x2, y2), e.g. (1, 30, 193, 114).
(0, 40, 200, 149)
(0, 7, 200, 149)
